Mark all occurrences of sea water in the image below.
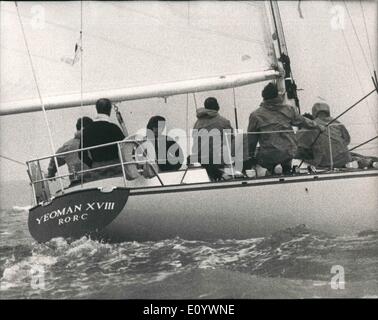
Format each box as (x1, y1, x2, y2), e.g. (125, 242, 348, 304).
(1, 205, 377, 299)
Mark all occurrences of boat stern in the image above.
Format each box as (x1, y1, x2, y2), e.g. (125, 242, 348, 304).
(28, 187, 129, 243)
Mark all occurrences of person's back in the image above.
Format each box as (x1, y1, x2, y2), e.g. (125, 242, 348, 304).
(83, 119, 125, 162)
(194, 109, 232, 132)
(192, 97, 233, 166)
(248, 83, 321, 174)
(47, 117, 93, 183)
(310, 103, 352, 168)
(82, 98, 125, 167)
(192, 97, 233, 180)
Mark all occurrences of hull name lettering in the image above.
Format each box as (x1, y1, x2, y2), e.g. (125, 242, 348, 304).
(35, 202, 116, 225)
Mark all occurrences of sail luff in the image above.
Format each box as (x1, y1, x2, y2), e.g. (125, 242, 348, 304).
(0, 69, 280, 116)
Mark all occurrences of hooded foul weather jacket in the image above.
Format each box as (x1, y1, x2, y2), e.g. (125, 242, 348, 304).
(247, 96, 320, 168)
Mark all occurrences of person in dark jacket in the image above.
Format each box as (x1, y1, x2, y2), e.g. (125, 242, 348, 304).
(191, 97, 234, 180)
(146, 115, 183, 172)
(248, 82, 324, 174)
(81, 98, 125, 169)
(296, 102, 352, 168)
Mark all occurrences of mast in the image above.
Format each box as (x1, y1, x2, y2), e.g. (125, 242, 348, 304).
(268, 0, 301, 113)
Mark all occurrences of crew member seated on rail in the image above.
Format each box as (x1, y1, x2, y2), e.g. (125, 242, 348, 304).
(146, 115, 183, 172)
(80, 98, 125, 178)
(191, 97, 234, 181)
(47, 117, 93, 185)
(296, 102, 352, 168)
(247, 82, 324, 175)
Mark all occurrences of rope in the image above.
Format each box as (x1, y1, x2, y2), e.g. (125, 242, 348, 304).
(14, 2, 64, 192)
(114, 104, 129, 136)
(0, 154, 26, 166)
(192, 93, 198, 110)
(232, 87, 239, 129)
(327, 126, 334, 170)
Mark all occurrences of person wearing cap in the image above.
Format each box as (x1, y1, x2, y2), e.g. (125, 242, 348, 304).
(47, 117, 93, 185)
(191, 97, 233, 181)
(247, 82, 324, 175)
(297, 102, 352, 168)
(146, 115, 183, 172)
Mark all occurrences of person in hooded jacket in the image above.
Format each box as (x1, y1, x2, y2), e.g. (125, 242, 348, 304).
(247, 82, 324, 174)
(191, 97, 233, 181)
(296, 102, 352, 168)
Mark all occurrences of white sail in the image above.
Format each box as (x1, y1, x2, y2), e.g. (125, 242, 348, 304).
(0, 1, 277, 114)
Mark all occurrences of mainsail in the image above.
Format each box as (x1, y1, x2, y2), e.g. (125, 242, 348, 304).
(0, 1, 279, 115)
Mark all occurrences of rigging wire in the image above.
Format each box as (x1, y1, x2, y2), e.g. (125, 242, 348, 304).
(348, 135, 378, 152)
(330, 0, 378, 135)
(298, 88, 377, 168)
(269, 0, 282, 57)
(343, 1, 373, 77)
(359, 0, 376, 71)
(79, 0, 84, 187)
(0, 154, 26, 166)
(14, 1, 64, 192)
(186, 93, 190, 162)
(275, 2, 289, 56)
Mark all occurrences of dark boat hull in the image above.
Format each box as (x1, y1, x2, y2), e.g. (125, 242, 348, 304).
(28, 188, 129, 242)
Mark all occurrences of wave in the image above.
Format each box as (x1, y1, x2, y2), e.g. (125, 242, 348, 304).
(0, 222, 377, 298)
(11, 205, 32, 213)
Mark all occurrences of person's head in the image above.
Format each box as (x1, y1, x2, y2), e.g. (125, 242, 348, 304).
(204, 97, 219, 111)
(76, 116, 93, 131)
(147, 115, 166, 136)
(262, 82, 279, 100)
(95, 98, 112, 116)
(312, 102, 330, 119)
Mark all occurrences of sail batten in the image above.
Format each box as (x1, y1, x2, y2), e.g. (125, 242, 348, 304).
(0, 70, 280, 116)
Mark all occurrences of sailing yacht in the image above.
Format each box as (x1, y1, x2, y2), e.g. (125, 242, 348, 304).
(0, 1, 377, 243)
